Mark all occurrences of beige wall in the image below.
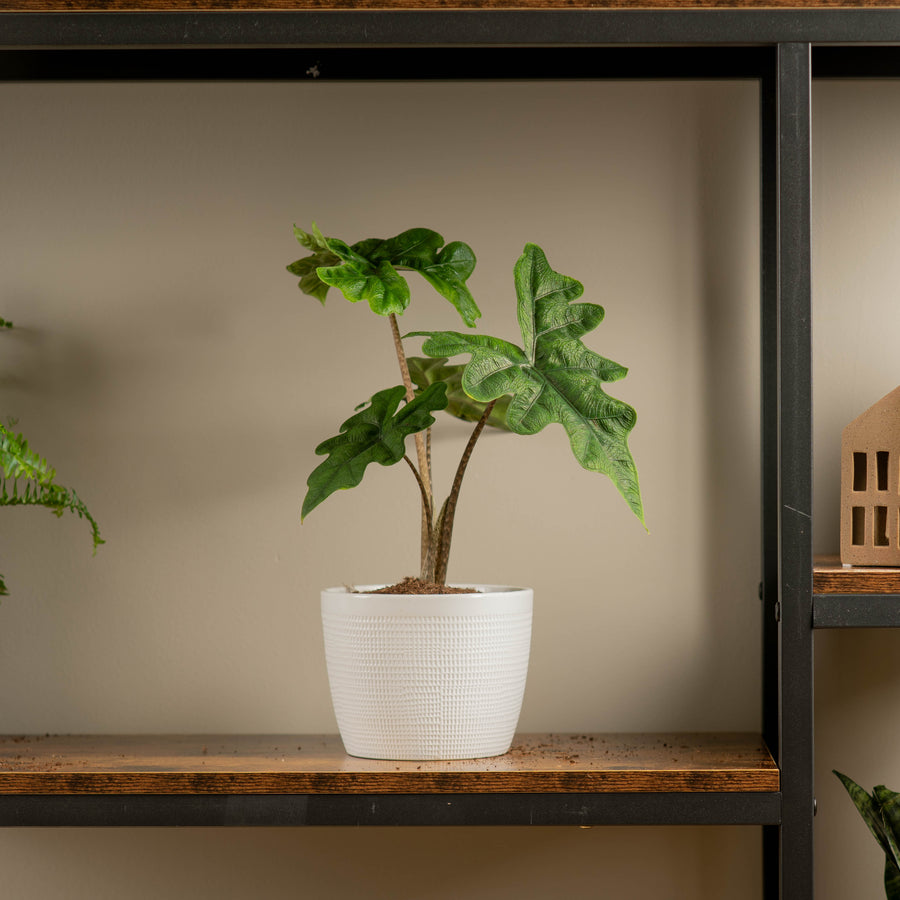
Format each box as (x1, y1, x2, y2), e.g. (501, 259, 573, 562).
(813, 80, 900, 900)
(0, 73, 889, 897)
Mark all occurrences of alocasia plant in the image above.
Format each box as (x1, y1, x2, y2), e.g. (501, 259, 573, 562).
(0, 318, 103, 595)
(289, 225, 644, 586)
(835, 771, 900, 898)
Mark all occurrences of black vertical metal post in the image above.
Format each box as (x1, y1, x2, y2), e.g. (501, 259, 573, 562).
(777, 41, 815, 900)
(759, 56, 781, 900)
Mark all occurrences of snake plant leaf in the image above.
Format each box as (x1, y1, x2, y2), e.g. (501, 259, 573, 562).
(302, 382, 449, 521)
(835, 770, 900, 897)
(875, 786, 900, 886)
(886, 858, 900, 900)
(411, 243, 645, 528)
(288, 226, 480, 326)
(407, 356, 511, 431)
(835, 771, 893, 857)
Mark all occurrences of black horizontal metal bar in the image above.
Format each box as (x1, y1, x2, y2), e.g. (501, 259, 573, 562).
(0, 45, 772, 81)
(814, 45, 900, 78)
(0, 791, 782, 827)
(813, 593, 900, 629)
(5, 9, 900, 50)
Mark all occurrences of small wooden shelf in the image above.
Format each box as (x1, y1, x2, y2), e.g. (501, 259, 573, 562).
(0, 733, 779, 827)
(813, 556, 900, 628)
(814, 555, 900, 595)
(0, 732, 778, 795)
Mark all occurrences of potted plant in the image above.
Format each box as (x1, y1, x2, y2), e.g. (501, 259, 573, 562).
(835, 771, 900, 898)
(0, 317, 103, 596)
(288, 225, 645, 760)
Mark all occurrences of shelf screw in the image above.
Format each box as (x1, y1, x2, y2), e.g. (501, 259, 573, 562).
(758, 582, 764, 601)
(774, 601, 782, 622)
(813, 798, 818, 816)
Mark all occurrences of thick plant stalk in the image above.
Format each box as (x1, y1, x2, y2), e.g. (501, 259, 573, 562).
(389, 314, 433, 577)
(404, 455, 437, 579)
(433, 400, 496, 585)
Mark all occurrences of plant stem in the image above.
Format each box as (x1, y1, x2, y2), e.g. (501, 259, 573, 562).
(433, 399, 496, 585)
(403, 454, 433, 525)
(389, 313, 434, 577)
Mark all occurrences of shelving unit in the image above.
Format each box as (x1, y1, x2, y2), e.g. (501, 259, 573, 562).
(3, 3, 900, 898)
(0, 733, 780, 826)
(814, 556, 900, 629)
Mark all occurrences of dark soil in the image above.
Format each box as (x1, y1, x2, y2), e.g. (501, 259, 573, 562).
(364, 577, 478, 595)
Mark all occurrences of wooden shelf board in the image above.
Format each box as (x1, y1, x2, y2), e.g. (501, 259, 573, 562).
(814, 554, 900, 595)
(0, 733, 778, 796)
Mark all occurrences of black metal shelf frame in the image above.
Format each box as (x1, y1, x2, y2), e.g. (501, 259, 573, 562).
(813, 594, 900, 629)
(2, 791, 783, 829)
(5, 8, 897, 898)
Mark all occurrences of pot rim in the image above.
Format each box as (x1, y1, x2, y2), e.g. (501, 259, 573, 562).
(321, 585, 533, 617)
(324, 584, 530, 596)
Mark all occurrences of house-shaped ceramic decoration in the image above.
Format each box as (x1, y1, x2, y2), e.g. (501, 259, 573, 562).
(841, 385, 900, 566)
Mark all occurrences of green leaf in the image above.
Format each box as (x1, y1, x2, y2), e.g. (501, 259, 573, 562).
(372, 230, 479, 327)
(407, 356, 511, 431)
(301, 382, 449, 521)
(835, 771, 895, 858)
(875, 786, 900, 876)
(287, 225, 480, 325)
(318, 249, 411, 317)
(887, 856, 900, 900)
(287, 224, 343, 304)
(411, 243, 645, 528)
(0, 422, 104, 597)
(0, 423, 57, 486)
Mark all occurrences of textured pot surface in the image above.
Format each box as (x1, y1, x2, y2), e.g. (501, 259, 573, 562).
(321, 585, 533, 761)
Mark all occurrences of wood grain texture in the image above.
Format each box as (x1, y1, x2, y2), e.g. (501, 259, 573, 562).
(814, 554, 900, 594)
(3, 0, 900, 9)
(0, 733, 778, 795)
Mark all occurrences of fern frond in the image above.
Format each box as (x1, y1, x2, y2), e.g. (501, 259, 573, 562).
(0, 422, 57, 486)
(0, 476, 103, 553)
(0, 419, 104, 593)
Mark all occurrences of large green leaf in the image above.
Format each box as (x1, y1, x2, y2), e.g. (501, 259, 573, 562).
(287, 225, 480, 326)
(301, 382, 448, 521)
(407, 356, 511, 431)
(411, 243, 645, 527)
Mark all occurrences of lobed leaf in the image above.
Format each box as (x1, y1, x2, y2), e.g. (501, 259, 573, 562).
(287, 225, 480, 326)
(407, 356, 511, 431)
(301, 382, 448, 521)
(412, 243, 645, 527)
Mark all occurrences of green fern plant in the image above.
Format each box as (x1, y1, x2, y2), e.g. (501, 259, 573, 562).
(835, 771, 900, 898)
(0, 318, 103, 595)
(288, 225, 645, 587)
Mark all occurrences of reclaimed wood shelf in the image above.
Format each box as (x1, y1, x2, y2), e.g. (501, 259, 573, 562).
(813, 555, 900, 628)
(0, 733, 780, 827)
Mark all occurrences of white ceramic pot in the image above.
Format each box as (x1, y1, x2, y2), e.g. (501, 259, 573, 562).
(321, 585, 533, 760)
